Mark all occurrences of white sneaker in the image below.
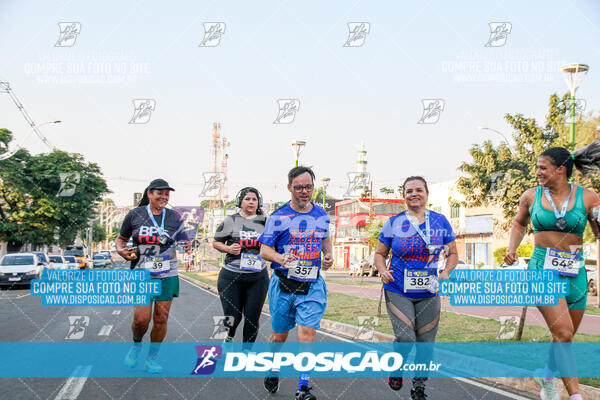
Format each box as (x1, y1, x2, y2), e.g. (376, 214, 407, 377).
(534, 377, 559, 400)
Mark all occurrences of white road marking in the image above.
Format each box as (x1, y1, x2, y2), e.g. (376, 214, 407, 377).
(180, 277, 532, 400)
(98, 325, 113, 336)
(0, 293, 30, 300)
(452, 377, 532, 400)
(65, 316, 89, 340)
(111, 310, 121, 315)
(54, 365, 92, 400)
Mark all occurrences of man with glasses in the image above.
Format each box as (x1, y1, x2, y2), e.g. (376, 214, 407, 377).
(259, 166, 333, 400)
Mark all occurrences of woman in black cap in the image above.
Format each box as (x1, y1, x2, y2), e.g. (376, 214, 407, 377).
(212, 187, 268, 348)
(116, 178, 189, 373)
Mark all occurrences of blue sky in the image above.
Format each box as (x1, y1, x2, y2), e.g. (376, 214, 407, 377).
(1, 0, 599, 206)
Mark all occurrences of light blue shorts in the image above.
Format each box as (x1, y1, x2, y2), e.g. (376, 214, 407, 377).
(268, 273, 327, 333)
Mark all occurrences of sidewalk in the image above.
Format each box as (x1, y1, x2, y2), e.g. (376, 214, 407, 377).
(325, 282, 600, 336)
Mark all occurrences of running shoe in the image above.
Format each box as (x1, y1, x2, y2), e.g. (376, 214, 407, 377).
(410, 386, 427, 400)
(295, 385, 316, 400)
(534, 377, 559, 400)
(264, 376, 279, 394)
(144, 358, 163, 374)
(123, 345, 140, 368)
(223, 336, 233, 343)
(387, 376, 404, 391)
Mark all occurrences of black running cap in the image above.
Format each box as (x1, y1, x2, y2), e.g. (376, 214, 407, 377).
(148, 179, 175, 191)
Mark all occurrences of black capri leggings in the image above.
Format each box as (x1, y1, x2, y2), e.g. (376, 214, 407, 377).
(385, 289, 441, 388)
(217, 268, 269, 343)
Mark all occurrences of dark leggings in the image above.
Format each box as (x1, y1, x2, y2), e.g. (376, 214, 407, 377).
(385, 290, 441, 388)
(217, 268, 269, 343)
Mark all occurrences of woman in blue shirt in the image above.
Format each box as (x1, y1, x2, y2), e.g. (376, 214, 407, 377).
(375, 176, 458, 400)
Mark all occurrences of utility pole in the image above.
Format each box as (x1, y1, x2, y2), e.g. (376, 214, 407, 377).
(368, 181, 374, 223)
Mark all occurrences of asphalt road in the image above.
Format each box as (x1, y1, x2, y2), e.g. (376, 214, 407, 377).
(0, 270, 534, 400)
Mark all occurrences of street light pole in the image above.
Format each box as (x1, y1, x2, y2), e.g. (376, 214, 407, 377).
(477, 125, 510, 145)
(560, 64, 595, 305)
(0, 120, 61, 161)
(291, 140, 306, 167)
(321, 177, 330, 208)
(560, 63, 589, 151)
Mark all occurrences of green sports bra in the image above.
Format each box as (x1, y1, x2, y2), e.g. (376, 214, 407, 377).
(531, 185, 587, 237)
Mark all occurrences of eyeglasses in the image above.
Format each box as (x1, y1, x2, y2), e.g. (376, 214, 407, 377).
(292, 184, 314, 192)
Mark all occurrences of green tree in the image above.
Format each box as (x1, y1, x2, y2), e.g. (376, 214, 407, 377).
(360, 187, 371, 200)
(80, 223, 106, 245)
(312, 187, 327, 204)
(366, 219, 385, 251)
(0, 129, 109, 251)
(27, 150, 110, 247)
(493, 244, 534, 266)
(107, 230, 119, 242)
(379, 186, 398, 198)
(456, 93, 600, 231)
(0, 129, 56, 251)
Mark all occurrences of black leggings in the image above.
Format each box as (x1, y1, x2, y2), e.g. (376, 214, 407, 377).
(385, 290, 440, 388)
(217, 268, 269, 343)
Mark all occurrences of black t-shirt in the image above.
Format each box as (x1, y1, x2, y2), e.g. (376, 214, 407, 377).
(119, 206, 186, 274)
(214, 213, 266, 272)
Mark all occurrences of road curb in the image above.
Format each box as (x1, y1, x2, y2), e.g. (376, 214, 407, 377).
(180, 273, 600, 400)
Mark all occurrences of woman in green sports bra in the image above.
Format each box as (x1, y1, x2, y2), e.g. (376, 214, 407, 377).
(505, 145, 600, 400)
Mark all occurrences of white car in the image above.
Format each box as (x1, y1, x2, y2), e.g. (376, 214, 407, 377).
(63, 255, 80, 269)
(92, 254, 111, 268)
(0, 253, 44, 286)
(350, 254, 379, 277)
(48, 255, 67, 270)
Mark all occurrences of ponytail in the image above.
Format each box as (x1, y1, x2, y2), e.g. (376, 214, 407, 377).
(138, 187, 150, 207)
(572, 140, 600, 176)
(540, 147, 574, 177)
(541, 141, 600, 177)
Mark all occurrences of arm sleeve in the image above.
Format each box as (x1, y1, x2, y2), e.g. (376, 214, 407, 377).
(213, 216, 232, 244)
(378, 218, 393, 248)
(119, 211, 134, 239)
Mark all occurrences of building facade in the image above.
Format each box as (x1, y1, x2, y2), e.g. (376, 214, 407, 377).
(333, 198, 404, 270)
(428, 179, 511, 267)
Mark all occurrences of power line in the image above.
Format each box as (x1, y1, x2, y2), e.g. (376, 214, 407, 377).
(0, 81, 55, 150)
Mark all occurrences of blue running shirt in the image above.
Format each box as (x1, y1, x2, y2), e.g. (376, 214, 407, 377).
(259, 202, 330, 274)
(378, 210, 455, 298)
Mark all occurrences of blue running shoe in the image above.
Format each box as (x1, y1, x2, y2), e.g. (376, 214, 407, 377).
(123, 345, 140, 368)
(144, 358, 163, 374)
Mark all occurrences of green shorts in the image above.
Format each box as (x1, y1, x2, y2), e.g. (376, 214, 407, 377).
(152, 275, 179, 302)
(528, 246, 587, 310)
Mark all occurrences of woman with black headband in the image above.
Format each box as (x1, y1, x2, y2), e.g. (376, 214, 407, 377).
(212, 187, 268, 348)
(505, 143, 600, 400)
(116, 179, 189, 373)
